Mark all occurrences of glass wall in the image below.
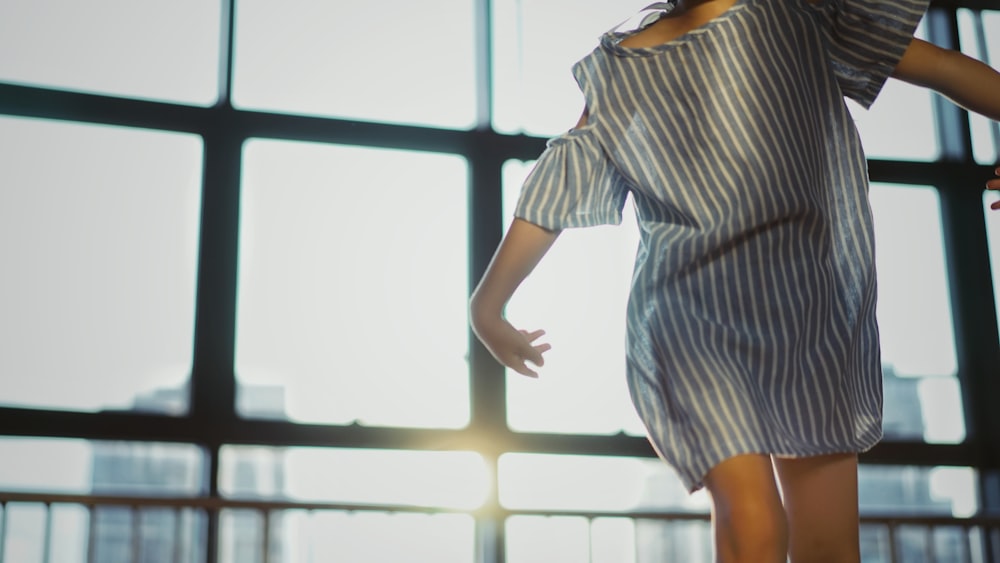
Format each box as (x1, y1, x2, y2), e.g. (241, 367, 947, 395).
(0, 0, 222, 105)
(232, 0, 477, 128)
(234, 140, 471, 427)
(0, 117, 202, 414)
(1, 1, 998, 561)
(0, 437, 207, 562)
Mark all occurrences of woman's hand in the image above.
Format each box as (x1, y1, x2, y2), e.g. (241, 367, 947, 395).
(469, 218, 561, 377)
(471, 314, 551, 378)
(989, 168, 1000, 210)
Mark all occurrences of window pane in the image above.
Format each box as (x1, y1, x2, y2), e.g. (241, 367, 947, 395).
(506, 515, 712, 563)
(491, 0, 652, 136)
(501, 455, 708, 563)
(0, 116, 202, 414)
(983, 193, 1000, 343)
(869, 184, 964, 444)
(233, 0, 476, 128)
(499, 453, 709, 512)
(502, 459, 980, 563)
(236, 140, 469, 428)
(219, 446, 481, 562)
(501, 457, 979, 563)
(860, 465, 979, 563)
(958, 9, 1000, 165)
(0, 437, 205, 495)
(221, 446, 489, 510)
(0, 438, 207, 562)
(847, 20, 938, 161)
(502, 160, 645, 436)
(93, 506, 206, 563)
(0, 0, 221, 105)
(859, 465, 978, 516)
(217, 509, 473, 563)
(219, 447, 483, 562)
(500, 455, 713, 563)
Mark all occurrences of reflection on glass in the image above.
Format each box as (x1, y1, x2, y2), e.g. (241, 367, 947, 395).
(501, 160, 645, 436)
(0, 116, 202, 414)
(0, 0, 221, 105)
(491, 0, 652, 136)
(958, 10, 1000, 165)
(220, 446, 489, 510)
(233, 0, 476, 128)
(236, 139, 469, 428)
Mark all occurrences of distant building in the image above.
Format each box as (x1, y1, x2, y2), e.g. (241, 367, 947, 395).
(90, 383, 286, 562)
(881, 363, 927, 441)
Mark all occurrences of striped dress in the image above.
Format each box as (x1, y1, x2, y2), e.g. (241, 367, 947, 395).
(513, 0, 928, 491)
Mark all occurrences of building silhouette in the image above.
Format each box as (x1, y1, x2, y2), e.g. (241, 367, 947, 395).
(90, 383, 286, 562)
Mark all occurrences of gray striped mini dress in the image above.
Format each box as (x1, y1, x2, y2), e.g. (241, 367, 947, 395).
(513, 0, 928, 491)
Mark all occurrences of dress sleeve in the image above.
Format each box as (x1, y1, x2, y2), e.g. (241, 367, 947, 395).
(814, 0, 929, 108)
(513, 128, 630, 230)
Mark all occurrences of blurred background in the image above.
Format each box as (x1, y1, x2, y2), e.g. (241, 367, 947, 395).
(0, 0, 998, 561)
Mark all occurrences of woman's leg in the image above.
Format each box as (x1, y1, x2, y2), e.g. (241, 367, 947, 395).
(772, 453, 861, 563)
(702, 454, 788, 563)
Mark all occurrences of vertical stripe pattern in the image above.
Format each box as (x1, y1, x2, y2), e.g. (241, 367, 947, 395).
(513, 0, 927, 491)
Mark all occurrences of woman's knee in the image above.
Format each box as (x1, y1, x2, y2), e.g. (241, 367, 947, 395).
(713, 493, 788, 543)
(704, 454, 788, 561)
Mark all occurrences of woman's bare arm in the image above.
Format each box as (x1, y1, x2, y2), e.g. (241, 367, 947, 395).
(470, 218, 560, 377)
(892, 38, 1000, 122)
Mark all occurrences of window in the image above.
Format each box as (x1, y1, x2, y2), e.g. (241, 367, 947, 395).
(235, 140, 470, 428)
(0, 437, 207, 562)
(220, 446, 489, 508)
(0, 117, 202, 414)
(958, 9, 1000, 164)
(869, 183, 964, 443)
(0, 0, 222, 105)
(219, 446, 483, 562)
(232, 0, 477, 128)
(491, 0, 652, 136)
(847, 20, 939, 161)
(498, 454, 978, 562)
(501, 160, 645, 435)
(983, 193, 1000, 344)
(499, 453, 706, 512)
(0, 437, 204, 495)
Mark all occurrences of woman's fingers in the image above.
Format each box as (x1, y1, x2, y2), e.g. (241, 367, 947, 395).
(519, 329, 547, 342)
(512, 329, 550, 376)
(512, 360, 539, 378)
